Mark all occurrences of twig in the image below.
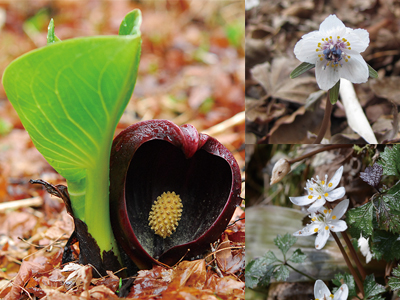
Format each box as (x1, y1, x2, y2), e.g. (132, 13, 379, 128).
(0, 197, 43, 212)
(202, 111, 245, 136)
(314, 93, 332, 144)
(288, 144, 353, 164)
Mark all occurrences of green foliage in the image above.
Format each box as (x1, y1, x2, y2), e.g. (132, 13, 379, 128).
(245, 234, 307, 289)
(378, 144, 400, 176)
(364, 274, 386, 300)
(290, 62, 315, 79)
(332, 273, 357, 299)
(346, 201, 374, 237)
(368, 64, 378, 79)
(2, 10, 142, 256)
(329, 80, 340, 104)
(371, 230, 400, 261)
(274, 233, 297, 256)
(47, 19, 61, 44)
(388, 265, 400, 291)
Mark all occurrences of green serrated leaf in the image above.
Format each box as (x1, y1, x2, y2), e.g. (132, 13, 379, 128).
(290, 62, 315, 79)
(346, 201, 374, 237)
(332, 273, 357, 299)
(288, 248, 306, 264)
(245, 258, 275, 289)
(368, 64, 378, 79)
(47, 18, 61, 45)
(371, 230, 400, 261)
(274, 264, 290, 281)
(388, 265, 400, 291)
(376, 193, 400, 234)
(274, 233, 297, 257)
(377, 144, 400, 176)
(119, 9, 142, 36)
(264, 251, 281, 265)
(364, 274, 386, 299)
(329, 80, 340, 104)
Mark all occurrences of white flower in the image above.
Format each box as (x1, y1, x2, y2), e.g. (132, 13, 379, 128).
(358, 234, 372, 263)
(290, 166, 345, 212)
(314, 279, 349, 300)
(270, 158, 290, 185)
(294, 14, 369, 90)
(294, 199, 349, 249)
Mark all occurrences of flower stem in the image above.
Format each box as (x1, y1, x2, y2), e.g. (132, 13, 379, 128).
(314, 93, 333, 144)
(285, 262, 317, 281)
(288, 144, 353, 164)
(331, 231, 364, 297)
(341, 231, 367, 280)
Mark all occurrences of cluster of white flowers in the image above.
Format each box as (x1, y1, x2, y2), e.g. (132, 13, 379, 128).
(314, 280, 348, 300)
(291, 166, 348, 250)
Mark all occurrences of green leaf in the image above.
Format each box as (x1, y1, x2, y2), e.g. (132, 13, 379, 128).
(364, 274, 386, 299)
(346, 201, 374, 237)
(368, 64, 378, 79)
(329, 80, 340, 104)
(371, 230, 400, 261)
(378, 144, 400, 176)
(274, 233, 297, 257)
(332, 273, 357, 299)
(119, 9, 142, 36)
(274, 264, 290, 281)
(288, 248, 306, 264)
(245, 258, 275, 289)
(264, 251, 281, 265)
(47, 18, 61, 45)
(388, 265, 400, 291)
(2, 10, 142, 256)
(290, 62, 315, 79)
(376, 192, 400, 234)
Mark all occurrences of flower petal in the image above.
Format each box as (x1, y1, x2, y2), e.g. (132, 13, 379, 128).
(326, 187, 346, 202)
(315, 225, 330, 249)
(334, 284, 349, 300)
(331, 199, 349, 219)
(308, 197, 326, 212)
(314, 280, 331, 300)
(326, 166, 343, 191)
(319, 15, 345, 35)
(315, 59, 341, 90)
(290, 195, 316, 206)
(339, 53, 369, 84)
(294, 31, 322, 64)
(329, 220, 348, 232)
(344, 28, 369, 53)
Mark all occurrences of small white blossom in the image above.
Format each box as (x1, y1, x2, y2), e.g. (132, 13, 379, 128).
(270, 158, 290, 184)
(314, 280, 349, 300)
(358, 234, 372, 263)
(294, 14, 370, 90)
(290, 166, 345, 212)
(294, 199, 349, 250)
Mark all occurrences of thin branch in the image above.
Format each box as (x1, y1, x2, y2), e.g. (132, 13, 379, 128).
(288, 144, 353, 164)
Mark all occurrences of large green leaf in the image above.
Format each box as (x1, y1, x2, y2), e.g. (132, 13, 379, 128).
(2, 10, 142, 255)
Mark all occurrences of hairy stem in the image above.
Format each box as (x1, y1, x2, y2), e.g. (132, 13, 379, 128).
(314, 93, 333, 144)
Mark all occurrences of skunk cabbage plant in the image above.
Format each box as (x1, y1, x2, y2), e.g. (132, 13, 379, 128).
(2, 10, 142, 272)
(109, 120, 242, 269)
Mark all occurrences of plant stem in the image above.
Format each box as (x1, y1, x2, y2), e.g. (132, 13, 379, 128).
(288, 144, 353, 164)
(331, 232, 364, 297)
(341, 231, 367, 280)
(314, 93, 333, 144)
(285, 262, 317, 281)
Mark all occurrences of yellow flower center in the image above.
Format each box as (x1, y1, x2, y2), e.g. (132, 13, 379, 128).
(332, 215, 336, 220)
(148, 191, 183, 238)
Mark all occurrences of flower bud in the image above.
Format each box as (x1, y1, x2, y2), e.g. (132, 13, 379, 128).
(270, 158, 290, 185)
